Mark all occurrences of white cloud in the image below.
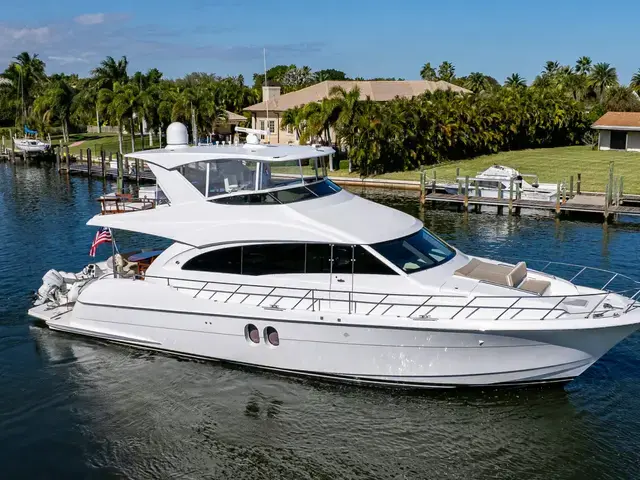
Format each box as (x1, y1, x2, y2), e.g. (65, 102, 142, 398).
(0, 26, 51, 44)
(74, 13, 105, 25)
(48, 55, 90, 65)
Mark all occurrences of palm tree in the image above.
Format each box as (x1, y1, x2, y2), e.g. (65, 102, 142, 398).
(420, 62, 437, 81)
(589, 63, 618, 101)
(2, 52, 46, 123)
(544, 61, 561, 75)
(98, 82, 141, 154)
(631, 69, 640, 92)
(464, 72, 490, 93)
(33, 78, 76, 142)
(575, 56, 592, 75)
(504, 73, 526, 88)
(92, 56, 129, 89)
(280, 106, 304, 141)
(91, 56, 129, 133)
(437, 61, 455, 82)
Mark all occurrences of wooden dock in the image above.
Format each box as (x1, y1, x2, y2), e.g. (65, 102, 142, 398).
(66, 163, 156, 182)
(425, 192, 640, 218)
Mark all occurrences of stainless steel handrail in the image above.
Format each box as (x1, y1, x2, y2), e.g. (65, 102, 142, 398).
(137, 263, 640, 320)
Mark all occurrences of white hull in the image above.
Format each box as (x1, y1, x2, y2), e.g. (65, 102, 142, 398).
(29, 280, 640, 388)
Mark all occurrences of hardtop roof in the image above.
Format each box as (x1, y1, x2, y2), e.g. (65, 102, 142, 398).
(125, 144, 335, 170)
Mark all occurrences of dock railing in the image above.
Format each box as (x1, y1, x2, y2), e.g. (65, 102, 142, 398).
(138, 261, 640, 321)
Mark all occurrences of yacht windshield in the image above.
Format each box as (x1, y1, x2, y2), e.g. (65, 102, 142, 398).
(371, 228, 455, 273)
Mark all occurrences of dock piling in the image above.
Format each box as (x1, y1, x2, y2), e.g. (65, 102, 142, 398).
(419, 169, 426, 204)
(508, 178, 514, 215)
(569, 175, 574, 198)
(117, 152, 124, 193)
(87, 148, 92, 177)
(104, 152, 109, 178)
(555, 182, 561, 214)
(101, 151, 106, 178)
(577, 173, 581, 195)
(431, 169, 436, 194)
(464, 176, 469, 208)
(135, 158, 140, 185)
(55, 146, 61, 172)
(619, 176, 624, 206)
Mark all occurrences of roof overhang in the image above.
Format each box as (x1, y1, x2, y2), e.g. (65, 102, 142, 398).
(592, 125, 640, 131)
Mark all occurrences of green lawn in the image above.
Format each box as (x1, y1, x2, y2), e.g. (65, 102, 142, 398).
(331, 146, 640, 194)
(52, 133, 153, 157)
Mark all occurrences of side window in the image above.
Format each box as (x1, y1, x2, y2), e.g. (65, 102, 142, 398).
(306, 244, 331, 273)
(242, 244, 305, 275)
(353, 246, 396, 275)
(182, 247, 242, 274)
(332, 245, 353, 274)
(180, 162, 207, 195)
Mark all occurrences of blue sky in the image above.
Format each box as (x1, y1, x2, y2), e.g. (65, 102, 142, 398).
(2, 0, 639, 84)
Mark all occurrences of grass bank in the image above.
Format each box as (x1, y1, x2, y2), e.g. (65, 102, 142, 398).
(332, 146, 640, 194)
(52, 132, 153, 157)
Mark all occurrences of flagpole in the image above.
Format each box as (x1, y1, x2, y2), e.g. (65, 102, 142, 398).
(110, 228, 117, 278)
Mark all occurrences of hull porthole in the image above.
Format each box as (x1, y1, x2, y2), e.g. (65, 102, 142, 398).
(265, 326, 279, 346)
(245, 324, 260, 344)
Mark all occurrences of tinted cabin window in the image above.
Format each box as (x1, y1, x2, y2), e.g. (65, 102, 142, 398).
(372, 228, 455, 274)
(332, 245, 353, 274)
(242, 244, 305, 275)
(306, 244, 331, 273)
(182, 247, 242, 274)
(353, 246, 396, 274)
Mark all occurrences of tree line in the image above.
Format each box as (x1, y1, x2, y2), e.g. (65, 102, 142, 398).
(1, 52, 639, 170)
(280, 58, 640, 174)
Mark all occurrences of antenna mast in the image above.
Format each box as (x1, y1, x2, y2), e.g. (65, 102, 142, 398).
(264, 48, 270, 143)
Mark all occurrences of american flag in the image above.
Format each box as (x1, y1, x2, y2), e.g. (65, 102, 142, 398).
(89, 227, 112, 257)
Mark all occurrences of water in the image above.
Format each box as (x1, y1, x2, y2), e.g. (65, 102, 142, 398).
(1, 162, 640, 479)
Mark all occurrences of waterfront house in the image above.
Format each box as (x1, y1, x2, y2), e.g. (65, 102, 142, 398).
(592, 112, 640, 152)
(244, 80, 470, 144)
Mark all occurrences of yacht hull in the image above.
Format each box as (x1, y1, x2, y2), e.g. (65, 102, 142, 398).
(28, 281, 640, 388)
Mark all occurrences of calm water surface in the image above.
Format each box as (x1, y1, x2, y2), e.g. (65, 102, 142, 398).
(1, 162, 640, 479)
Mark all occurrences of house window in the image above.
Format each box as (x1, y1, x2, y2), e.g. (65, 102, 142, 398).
(268, 120, 275, 134)
(260, 120, 265, 139)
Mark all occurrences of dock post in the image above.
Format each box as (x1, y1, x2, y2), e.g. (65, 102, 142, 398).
(555, 182, 561, 214)
(101, 150, 106, 178)
(117, 152, 124, 194)
(569, 175, 574, 198)
(619, 176, 624, 206)
(419, 169, 425, 204)
(604, 182, 610, 221)
(79, 148, 83, 165)
(464, 176, 469, 208)
(576, 173, 581, 195)
(608, 162, 614, 209)
(87, 148, 92, 177)
(10, 137, 15, 163)
(135, 158, 140, 185)
(56, 146, 61, 172)
(65, 145, 70, 170)
(456, 167, 460, 180)
(431, 169, 436, 194)
(508, 178, 514, 215)
(497, 181, 503, 200)
(457, 178, 462, 195)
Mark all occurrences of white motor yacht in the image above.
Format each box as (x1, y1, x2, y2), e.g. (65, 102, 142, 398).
(14, 138, 50, 153)
(28, 124, 640, 388)
(444, 165, 562, 201)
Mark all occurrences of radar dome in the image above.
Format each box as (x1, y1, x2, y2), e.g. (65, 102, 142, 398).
(165, 122, 188, 148)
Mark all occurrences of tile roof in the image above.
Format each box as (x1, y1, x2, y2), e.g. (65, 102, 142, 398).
(592, 112, 640, 129)
(244, 80, 471, 112)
